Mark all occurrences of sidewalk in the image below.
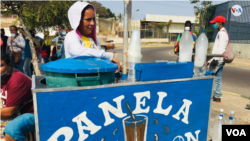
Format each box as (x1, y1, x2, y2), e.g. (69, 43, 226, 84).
(226, 58, 250, 68)
(208, 92, 250, 139)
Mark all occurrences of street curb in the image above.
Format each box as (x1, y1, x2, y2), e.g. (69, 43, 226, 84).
(221, 90, 241, 97)
(226, 62, 250, 69)
(241, 95, 250, 99)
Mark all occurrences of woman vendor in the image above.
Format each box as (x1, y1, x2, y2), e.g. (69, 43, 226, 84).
(64, 1, 120, 72)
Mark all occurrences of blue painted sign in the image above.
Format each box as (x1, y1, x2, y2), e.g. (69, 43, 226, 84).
(36, 78, 213, 141)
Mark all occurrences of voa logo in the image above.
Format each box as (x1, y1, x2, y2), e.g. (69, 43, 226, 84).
(226, 129, 246, 137)
(231, 5, 243, 16)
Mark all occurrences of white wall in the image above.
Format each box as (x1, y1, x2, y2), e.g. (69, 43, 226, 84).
(118, 20, 141, 30)
(169, 23, 185, 33)
(145, 14, 197, 24)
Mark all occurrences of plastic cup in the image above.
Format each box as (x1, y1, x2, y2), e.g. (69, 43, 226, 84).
(128, 30, 141, 53)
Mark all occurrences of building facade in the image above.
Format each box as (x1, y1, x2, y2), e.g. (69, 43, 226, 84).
(207, 1, 250, 44)
(116, 14, 199, 42)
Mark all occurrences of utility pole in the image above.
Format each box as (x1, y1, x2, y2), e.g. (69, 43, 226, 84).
(129, 0, 132, 38)
(123, 0, 129, 78)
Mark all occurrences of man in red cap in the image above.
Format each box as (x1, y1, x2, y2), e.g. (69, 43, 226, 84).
(206, 16, 228, 103)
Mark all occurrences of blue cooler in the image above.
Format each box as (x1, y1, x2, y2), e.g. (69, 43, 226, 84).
(40, 56, 118, 87)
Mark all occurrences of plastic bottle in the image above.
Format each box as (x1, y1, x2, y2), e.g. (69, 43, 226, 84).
(194, 30, 208, 76)
(215, 109, 225, 122)
(179, 27, 193, 62)
(212, 116, 225, 141)
(227, 111, 237, 124)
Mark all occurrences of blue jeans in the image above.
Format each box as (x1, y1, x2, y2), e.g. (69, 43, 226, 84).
(4, 113, 35, 141)
(10, 54, 25, 73)
(23, 57, 32, 78)
(208, 62, 225, 98)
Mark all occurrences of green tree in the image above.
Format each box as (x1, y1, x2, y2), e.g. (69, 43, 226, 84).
(21, 1, 74, 35)
(158, 23, 165, 38)
(166, 20, 172, 41)
(158, 21, 172, 39)
(107, 8, 116, 19)
(191, 0, 216, 40)
(117, 13, 123, 22)
(1, 1, 42, 75)
(88, 1, 110, 18)
(87, 1, 116, 19)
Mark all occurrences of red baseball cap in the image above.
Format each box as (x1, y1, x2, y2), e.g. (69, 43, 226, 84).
(210, 16, 226, 24)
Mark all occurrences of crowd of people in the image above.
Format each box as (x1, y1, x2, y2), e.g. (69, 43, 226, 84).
(0, 25, 68, 78)
(1, 1, 121, 140)
(0, 25, 66, 141)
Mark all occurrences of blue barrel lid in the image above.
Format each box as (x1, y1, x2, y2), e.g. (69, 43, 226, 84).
(40, 56, 118, 73)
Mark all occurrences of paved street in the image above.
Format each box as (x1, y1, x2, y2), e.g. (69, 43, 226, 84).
(110, 46, 250, 97)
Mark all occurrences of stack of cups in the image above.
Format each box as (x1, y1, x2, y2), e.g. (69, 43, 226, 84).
(127, 30, 142, 82)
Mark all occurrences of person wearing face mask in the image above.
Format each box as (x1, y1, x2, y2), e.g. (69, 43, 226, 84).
(64, 1, 120, 72)
(174, 21, 197, 55)
(1, 29, 8, 53)
(206, 16, 228, 103)
(0, 52, 35, 141)
(6, 25, 25, 73)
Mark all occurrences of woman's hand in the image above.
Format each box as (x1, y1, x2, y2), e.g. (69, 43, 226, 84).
(111, 56, 121, 73)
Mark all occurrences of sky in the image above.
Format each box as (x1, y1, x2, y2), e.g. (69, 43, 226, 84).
(94, 0, 229, 21)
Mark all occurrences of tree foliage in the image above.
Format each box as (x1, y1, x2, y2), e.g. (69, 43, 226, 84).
(20, 1, 116, 33)
(147, 20, 172, 38)
(88, 1, 115, 18)
(117, 13, 123, 22)
(191, 0, 216, 40)
(1, 1, 42, 75)
(107, 8, 116, 19)
(190, 0, 200, 4)
(20, 1, 75, 34)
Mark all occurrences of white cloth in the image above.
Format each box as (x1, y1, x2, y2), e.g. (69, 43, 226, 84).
(64, 1, 113, 61)
(89, 38, 100, 51)
(64, 31, 113, 61)
(208, 27, 229, 63)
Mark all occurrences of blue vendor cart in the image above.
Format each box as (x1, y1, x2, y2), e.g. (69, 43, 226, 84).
(32, 60, 215, 141)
